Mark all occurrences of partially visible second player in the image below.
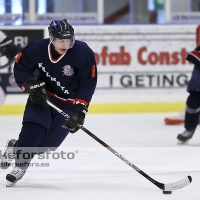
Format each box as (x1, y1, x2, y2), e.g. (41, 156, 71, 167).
(0, 30, 18, 107)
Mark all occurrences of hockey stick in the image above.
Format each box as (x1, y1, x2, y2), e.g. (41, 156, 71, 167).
(46, 99, 192, 192)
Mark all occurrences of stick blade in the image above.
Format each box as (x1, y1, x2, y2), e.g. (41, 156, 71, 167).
(164, 176, 192, 191)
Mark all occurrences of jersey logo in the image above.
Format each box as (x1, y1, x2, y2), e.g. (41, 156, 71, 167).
(62, 65, 74, 76)
(38, 62, 69, 94)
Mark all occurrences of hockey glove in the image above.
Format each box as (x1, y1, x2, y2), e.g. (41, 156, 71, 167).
(23, 78, 49, 107)
(65, 104, 88, 133)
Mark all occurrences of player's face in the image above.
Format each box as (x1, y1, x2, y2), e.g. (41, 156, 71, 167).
(54, 38, 71, 54)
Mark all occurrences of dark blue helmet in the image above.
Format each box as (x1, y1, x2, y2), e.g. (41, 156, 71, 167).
(48, 19, 75, 49)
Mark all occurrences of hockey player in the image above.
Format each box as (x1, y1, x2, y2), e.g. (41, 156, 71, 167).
(0, 30, 18, 107)
(0, 19, 97, 187)
(177, 46, 200, 142)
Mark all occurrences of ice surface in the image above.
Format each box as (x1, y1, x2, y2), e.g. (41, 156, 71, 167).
(0, 113, 199, 200)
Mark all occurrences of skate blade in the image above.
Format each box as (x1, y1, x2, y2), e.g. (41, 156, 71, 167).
(6, 181, 16, 187)
(177, 140, 189, 145)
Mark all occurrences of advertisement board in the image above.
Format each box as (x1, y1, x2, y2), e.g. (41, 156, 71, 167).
(74, 25, 196, 90)
(0, 25, 198, 114)
(0, 25, 198, 93)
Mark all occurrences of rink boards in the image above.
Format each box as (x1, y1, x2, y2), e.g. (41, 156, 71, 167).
(0, 99, 185, 115)
(0, 24, 199, 114)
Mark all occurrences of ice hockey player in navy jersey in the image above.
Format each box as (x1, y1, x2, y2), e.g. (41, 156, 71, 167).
(177, 45, 200, 142)
(0, 30, 18, 107)
(0, 19, 97, 187)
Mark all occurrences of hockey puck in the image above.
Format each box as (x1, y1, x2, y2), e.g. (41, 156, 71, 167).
(163, 191, 172, 194)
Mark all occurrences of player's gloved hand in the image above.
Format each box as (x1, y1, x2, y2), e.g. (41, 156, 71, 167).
(65, 104, 88, 133)
(23, 78, 49, 107)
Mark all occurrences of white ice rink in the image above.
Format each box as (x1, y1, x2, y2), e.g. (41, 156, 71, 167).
(0, 113, 199, 200)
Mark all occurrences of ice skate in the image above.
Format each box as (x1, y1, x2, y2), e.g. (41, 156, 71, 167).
(6, 166, 26, 187)
(177, 129, 195, 143)
(0, 139, 17, 169)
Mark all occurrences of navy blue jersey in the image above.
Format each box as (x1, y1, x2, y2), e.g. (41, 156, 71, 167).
(14, 39, 97, 106)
